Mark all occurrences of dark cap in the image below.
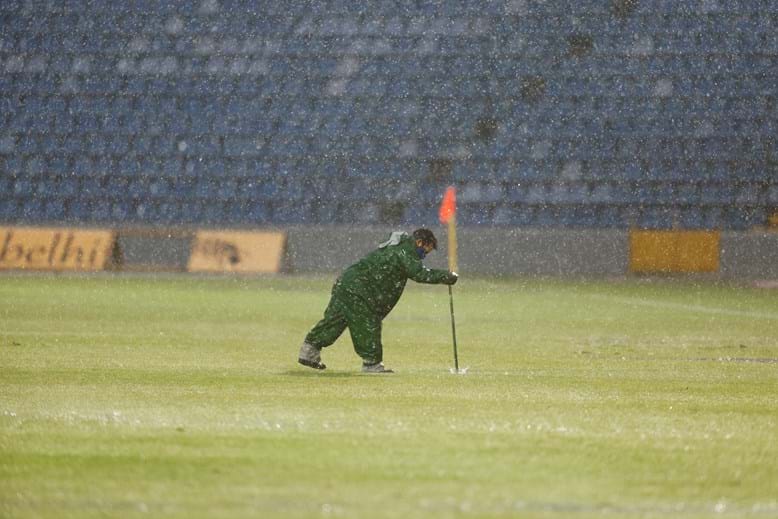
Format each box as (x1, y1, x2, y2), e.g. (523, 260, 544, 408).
(412, 228, 438, 250)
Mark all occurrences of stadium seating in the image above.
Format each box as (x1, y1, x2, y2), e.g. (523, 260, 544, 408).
(0, 0, 776, 229)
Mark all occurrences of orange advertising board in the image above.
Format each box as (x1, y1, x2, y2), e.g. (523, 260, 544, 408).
(0, 226, 116, 271)
(188, 230, 286, 273)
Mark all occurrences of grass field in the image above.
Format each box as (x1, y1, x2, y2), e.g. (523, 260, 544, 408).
(2, 273, 778, 518)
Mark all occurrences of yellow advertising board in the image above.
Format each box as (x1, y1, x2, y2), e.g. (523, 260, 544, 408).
(769, 212, 778, 228)
(630, 230, 720, 273)
(0, 226, 116, 271)
(188, 230, 286, 273)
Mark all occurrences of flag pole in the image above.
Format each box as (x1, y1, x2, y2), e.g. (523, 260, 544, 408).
(447, 213, 458, 371)
(439, 186, 460, 373)
(448, 214, 458, 273)
(448, 283, 459, 371)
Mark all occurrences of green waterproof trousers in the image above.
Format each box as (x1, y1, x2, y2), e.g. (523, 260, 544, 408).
(304, 286, 383, 365)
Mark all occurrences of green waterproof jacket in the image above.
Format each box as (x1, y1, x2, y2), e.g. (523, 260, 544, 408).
(335, 232, 455, 318)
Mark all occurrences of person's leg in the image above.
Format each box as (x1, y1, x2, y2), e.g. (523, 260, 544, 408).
(299, 293, 348, 369)
(343, 298, 383, 365)
(304, 296, 348, 350)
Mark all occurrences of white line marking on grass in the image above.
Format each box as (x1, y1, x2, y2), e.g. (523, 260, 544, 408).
(0, 330, 138, 338)
(588, 294, 778, 320)
(0, 330, 222, 339)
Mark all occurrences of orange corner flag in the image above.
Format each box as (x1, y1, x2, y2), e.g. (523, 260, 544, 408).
(439, 186, 456, 224)
(439, 186, 458, 272)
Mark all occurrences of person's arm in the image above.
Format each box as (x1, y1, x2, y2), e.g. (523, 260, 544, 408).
(399, 249, 458, 285)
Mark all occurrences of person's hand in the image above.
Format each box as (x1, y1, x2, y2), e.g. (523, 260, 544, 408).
(446, 272, 458, 285)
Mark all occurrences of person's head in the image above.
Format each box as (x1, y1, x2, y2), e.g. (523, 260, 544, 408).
(412, 228, 437, 258)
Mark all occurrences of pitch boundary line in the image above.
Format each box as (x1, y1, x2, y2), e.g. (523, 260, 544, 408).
(588, 294, 778, 320)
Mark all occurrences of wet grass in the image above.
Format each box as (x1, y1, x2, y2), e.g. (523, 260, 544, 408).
(1, 273, 777, 518)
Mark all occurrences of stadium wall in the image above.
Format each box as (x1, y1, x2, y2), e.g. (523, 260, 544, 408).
(286, 226, 627, 277)
(116, 228, 192, 272)
(287, 227, 778, 279)
(720, 232, 778, 280)
(4, 226, 777, 280)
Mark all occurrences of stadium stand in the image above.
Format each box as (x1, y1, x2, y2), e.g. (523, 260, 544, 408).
(0, 0, 776, 228)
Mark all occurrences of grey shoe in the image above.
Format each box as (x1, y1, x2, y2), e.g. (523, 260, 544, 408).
(362, 362, 394, 373)
(298, 342, 326, 370)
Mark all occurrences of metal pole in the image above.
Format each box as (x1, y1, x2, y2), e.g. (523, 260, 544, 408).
(448, 285, 459, 371)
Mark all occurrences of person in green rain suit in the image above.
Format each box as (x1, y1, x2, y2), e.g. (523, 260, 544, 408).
(298, 228, 458, 373)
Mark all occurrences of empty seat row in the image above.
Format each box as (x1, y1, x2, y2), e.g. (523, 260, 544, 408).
(3, 151, 776, 183)
(4, 174, 776, 208)
(4, 126, 776, 165)
(4, 193, 768, 230)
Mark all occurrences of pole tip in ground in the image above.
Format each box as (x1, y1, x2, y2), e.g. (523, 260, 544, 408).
(449, 367, 469, 375)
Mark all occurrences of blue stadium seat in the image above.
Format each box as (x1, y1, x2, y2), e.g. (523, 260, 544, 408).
(35, 177, 59, 198)
(13, 178, 33, 197)
(169, 178, 193, 198)
(716, 185, 737, 205)
(1, 2, 775, 229)
(491, 206, 527, 226)
(44, 199, 66, 221)
(20, 198, 44, 220)
(534, 207, 559, 228)
(239, 202, 268, 223)
(567, 206, 599, 228)
(81, 177, 105, 198)
(459, 203, 493, 226)
(271, 200, 309, 224)
(24, 157, 45, 176)
(147, 178, 169, 197)
(637, 207, 674, 230)
(401, 203, 437, 226)
(16, 135, 38, 155)
(736, 184, 763, 205)
(156, 202, 181, 224)
(678, 208, 707, 229)
(0, 197, 19, 220)
(0, 176, 13, 197)
(192, 178, 214, 199)
(133, 201, 156, 223)
(767, 185, 778, 204)
(127, 178, 147, 198)
(597, 207, 626, 228)
(202, 203, 225, 225)
(723, 207, 762, 230)
(179, 202, 204, 223)
(701, 207, 723, 229)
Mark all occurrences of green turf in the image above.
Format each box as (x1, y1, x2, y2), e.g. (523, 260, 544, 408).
(1, 273, 777, 518)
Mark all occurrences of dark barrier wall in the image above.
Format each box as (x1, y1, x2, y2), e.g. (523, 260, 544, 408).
(286, 226, 778, 279)
(286, 226, 628, 276)
(116, 230, 192, 271)
(448, 228, 628, 276)
(720, 232, 778, 280)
